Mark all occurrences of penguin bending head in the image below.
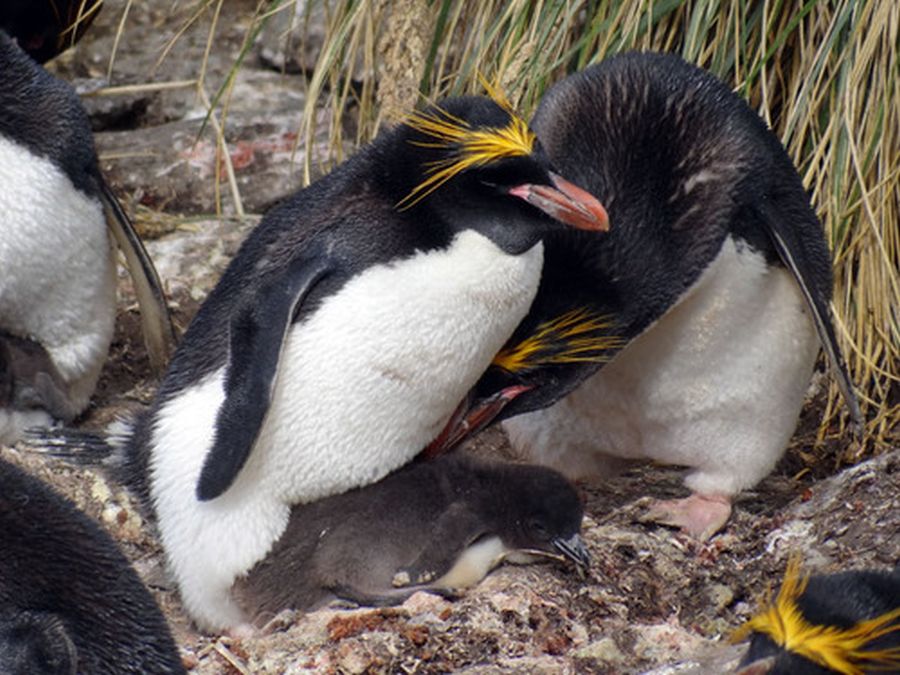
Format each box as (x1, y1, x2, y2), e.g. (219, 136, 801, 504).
(0, 29, 174, 446)
(733, 559, 900, 674)
(233, 453, 589, 620)
(116, 94, 607, 631)
(0, 457, 185, 674)
(431, 51, 862, 540)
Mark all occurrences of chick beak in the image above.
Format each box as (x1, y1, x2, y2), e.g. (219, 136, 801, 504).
(508, 172, 609, 232)
(421, 384, 533, 459)
(552, 533, 591, 576)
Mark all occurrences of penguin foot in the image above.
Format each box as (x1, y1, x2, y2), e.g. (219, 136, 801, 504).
(639, 493, 732, 541)
(225, 622, 259, 640)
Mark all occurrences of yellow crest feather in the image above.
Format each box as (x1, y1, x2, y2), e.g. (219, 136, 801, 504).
(396, 85, 535, 210)
(731, 557, 900, 675)
(492, 308, 624, 374)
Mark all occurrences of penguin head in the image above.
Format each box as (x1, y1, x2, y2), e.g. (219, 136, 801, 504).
(390, 95, 609, 254)
(485, 462, 590, 573)
(422, 308, 624, 458)
(733, 559, 900, 674)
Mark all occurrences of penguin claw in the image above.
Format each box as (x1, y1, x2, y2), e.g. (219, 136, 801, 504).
(639, 493, 732, 541)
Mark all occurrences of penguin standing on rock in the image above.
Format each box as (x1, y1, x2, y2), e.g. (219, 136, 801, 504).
(234, 453, 590, 619)
(109, 94, 608, 631)
(0, 29, 174, 445)
(432, 52, 862, 541)
(0, 457, 185, 674)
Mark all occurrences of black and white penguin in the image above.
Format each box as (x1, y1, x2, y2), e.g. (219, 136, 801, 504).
(233, 453, 589, 620)
(0, 29, 174, 445)
(432, 52, 862, 540)
(109, 95, 607, 631)
(733, 559, 900, 674)
(0, 457, 185, 674)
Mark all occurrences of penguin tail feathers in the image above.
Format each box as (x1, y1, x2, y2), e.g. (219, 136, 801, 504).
(23, 417, 132, 469)
(756, 202, 864, 436)
(99, 180, 177, 374)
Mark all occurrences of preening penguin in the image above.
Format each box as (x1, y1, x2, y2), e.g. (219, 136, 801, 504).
(233, 453, 589, 620)
(733, 559, 900, 674)
(433, 52, 862, 540)
(0, 29, 174, 445)
(117, 94, 608, 630)
(0, 458, 185, 674)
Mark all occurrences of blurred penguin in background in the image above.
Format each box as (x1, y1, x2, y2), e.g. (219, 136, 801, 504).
(0, 457, 185, 674)
(0, 15, 174, 445)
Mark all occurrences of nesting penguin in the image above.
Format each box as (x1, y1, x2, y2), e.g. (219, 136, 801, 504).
(0, 29, 174, 445)
(433, 51, 862, 540)
(733, 559, 900, 674)
(233, 453, 589, 619)
(109, 94, 607, 631)
(0, 457, 185, 674)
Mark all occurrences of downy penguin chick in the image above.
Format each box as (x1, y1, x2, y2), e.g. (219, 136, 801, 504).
(0, 332, 79, 425)
(433, 51, 862, 540)
(733, 559, 900, 674)
(0, 29, 174, 445)
(115, 94, 608, 631)
(233, 453, 590, 620)
(0, 457, 185, 674)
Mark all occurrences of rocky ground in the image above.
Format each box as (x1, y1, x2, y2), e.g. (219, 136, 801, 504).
(4, 1, 898, 673)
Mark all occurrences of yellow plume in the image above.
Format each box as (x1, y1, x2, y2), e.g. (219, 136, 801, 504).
(492, 308, 623, 374)
(732, 557, 900, 675)
(396, 84, 535, 210)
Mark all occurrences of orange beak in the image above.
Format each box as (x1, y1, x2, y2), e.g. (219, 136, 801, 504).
(508, 172, 609, 232)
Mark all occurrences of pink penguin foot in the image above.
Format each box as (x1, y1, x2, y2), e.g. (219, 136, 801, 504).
(640, 493, 732, 541)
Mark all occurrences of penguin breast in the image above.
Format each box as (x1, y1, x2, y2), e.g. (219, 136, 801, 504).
(0, 134, 116, 411)
(252, 229, 545, 502)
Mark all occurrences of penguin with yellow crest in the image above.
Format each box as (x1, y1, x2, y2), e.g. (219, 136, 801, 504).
(104, 92, 608, 632)
(734, 558, 900, 674)
(430, 52, 863, 541)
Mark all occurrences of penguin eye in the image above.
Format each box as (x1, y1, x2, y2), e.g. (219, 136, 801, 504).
(526, 517, 549, 539)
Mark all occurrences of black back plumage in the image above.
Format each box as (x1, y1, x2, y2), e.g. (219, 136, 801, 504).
(233, 453, 585, 615)
(0, 29, 100, 199)
(474, 51, 858, 422)
(0, 458, 185, 674)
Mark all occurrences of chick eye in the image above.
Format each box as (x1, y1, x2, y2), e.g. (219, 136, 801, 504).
(526, 518, 548, 538)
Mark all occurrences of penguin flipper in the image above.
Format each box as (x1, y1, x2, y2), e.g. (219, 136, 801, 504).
(99, 180, 176, 374)
(394, 502, 487, 588)
(196, 255, 332, 501)
(755, 201, 864, 432)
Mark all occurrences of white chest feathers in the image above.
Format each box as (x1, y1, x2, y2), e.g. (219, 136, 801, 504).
(504, 235, 820, 496)
(0, 135, 116, 429)
(149, 230, 544, 630)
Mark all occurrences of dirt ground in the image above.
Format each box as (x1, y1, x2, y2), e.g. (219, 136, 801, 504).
(5, 1, 898, 673)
